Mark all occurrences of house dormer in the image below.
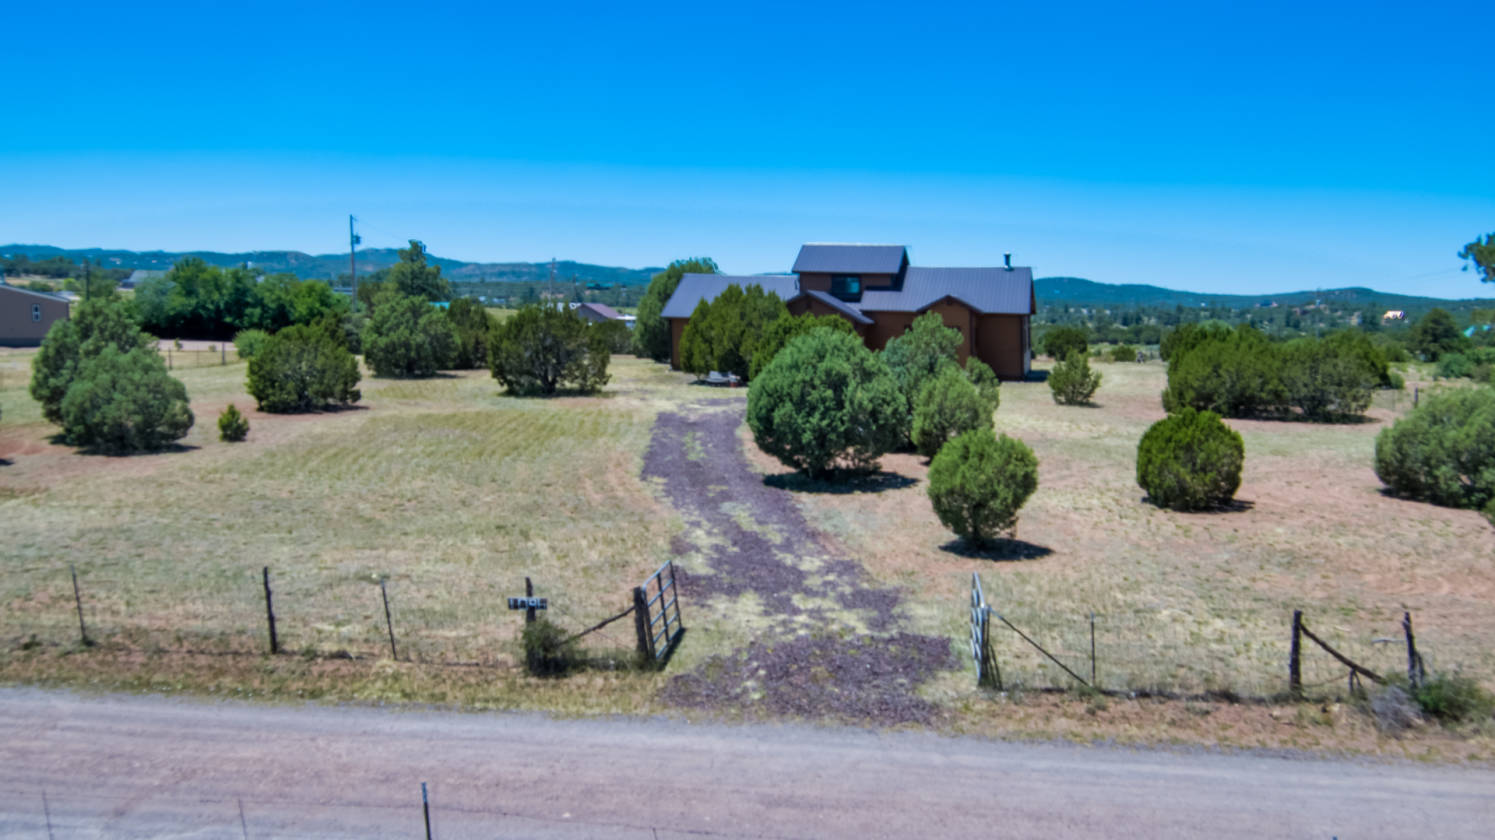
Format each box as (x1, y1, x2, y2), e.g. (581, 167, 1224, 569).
(792, 244, 909, 302)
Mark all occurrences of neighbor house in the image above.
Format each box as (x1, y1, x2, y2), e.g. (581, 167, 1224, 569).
(0, 282, 71, 347)
(572, 302, 624, 324)
(661, 244, 1035, 378)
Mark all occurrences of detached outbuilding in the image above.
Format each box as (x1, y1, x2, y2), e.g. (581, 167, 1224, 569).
(0, 282, 71, 347)
(662, 244, 1035, 378)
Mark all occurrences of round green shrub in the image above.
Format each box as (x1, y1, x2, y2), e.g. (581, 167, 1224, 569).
(912, 365, 993, 458)
(1110, 344, 1139, 363)
(246, 324, 362, 413)
(489, 304, 611, 395)
(361, 293, 458, 377)
(1048, 351, 1102, 405)
(747, 328, 904, 478)
(58, 345, 195, 453)
(232, 329, 271, 361)
(926, 429, 1039, 545)
(1136, 407, 1245, 511)
(218, 404, 249, 442)
(1041, 326, 1088, 360)
(1374, 387, 1495, 509)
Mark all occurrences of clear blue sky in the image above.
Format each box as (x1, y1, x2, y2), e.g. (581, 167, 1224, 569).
(3, 1, 1491, 297)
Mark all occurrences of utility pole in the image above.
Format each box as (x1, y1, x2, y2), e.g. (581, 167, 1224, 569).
(548, 258, 556, 302)
(348, 215, 361, 309)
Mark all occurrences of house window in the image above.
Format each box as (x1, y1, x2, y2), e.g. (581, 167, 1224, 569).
(32, 304, 42, 322)
(830, 274, 861, 301)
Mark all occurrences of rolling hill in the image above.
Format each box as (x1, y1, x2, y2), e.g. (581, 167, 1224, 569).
(0, 244, 662, 287)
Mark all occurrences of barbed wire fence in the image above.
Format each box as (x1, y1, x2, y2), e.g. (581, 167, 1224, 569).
(8, 562, 673, 674)
(968, 573, 1453, 700)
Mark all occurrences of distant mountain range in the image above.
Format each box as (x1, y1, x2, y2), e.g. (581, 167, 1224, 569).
(0, 244, 662, 287)
(1034, 276, 1494, 311)
(4, 244, 1491, 308)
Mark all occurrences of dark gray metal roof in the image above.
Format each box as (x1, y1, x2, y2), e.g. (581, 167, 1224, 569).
(791, 244, 907, 275)
(660, 274, 800, 320)
(576, 302, 622, 320)
(858, 266, 1035, 315)
(801, 289, 874, 324)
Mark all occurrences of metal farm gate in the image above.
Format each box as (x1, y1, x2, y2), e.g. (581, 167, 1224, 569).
(634, 560, 684, 666)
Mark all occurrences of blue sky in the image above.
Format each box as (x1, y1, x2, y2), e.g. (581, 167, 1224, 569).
(3, 1, 1491, 297)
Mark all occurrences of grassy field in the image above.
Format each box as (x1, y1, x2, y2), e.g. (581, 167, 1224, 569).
(1, 349, 700, 708)
(2, 346, 1493, 755)
(743, 359, 1494, 701)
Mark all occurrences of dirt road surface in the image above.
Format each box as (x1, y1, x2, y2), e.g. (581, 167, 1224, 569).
(0, 689, 1491, 838)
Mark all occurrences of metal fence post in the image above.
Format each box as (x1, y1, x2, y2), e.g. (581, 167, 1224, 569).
(1289, 609, 1303, 698)
(70, 565, 91, 646)
(380, 578, 398, 661)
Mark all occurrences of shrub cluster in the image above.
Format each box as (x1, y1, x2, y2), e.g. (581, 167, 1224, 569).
(1374, 387, 1495, 510)
(881, 313, 998, 443)
(1049, 352, 1101, 405)
(1136, 408, 1244, 510)
(592, 318, 634, 355)
(30, 296, 194, 453)
(489, 304, 611, 395)
(1110, 344, 1139, 362)
(678, 283, 787, 379)
(927, 430, 1039, 545)
(747, 328, 904, 477)
(134, 258, 349, 340)
(1041, 326, 1087, 360)
(1161, 326, 1384, 421)
(246, 325, 362, 412)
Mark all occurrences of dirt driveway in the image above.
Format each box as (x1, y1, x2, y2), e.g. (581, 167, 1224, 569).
(641, 397, 956, 724)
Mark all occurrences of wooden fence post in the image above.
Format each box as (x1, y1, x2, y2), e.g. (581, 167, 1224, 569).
(1403, 611, 1424, 689)
(70, 565, 91, 646)
(524, 577, 536, 625)
(422, 782, 432, 840)
(262, 566, 279, 654)
(380, 578, 398, 661)
(1289, 609, 1303, 698)
(633, 586, 652, 663)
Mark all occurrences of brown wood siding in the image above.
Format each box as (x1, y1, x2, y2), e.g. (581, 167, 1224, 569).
(975, 314, 1028, 379)
(0, 287, 70, 347)
(864, 312, 915, 351)
(669, 318, 686, 369)
(925, 299, 975, 364)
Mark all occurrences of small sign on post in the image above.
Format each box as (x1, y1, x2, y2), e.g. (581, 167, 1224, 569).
(506, 597, 548, 611)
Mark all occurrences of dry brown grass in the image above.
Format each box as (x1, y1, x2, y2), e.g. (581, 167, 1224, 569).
(744, 360, 1495, 699)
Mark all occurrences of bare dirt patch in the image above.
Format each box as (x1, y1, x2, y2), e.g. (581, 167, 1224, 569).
(642, 400, 957, 724)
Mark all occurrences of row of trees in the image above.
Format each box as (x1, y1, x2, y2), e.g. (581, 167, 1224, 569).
(1160, 324, 1390, 422)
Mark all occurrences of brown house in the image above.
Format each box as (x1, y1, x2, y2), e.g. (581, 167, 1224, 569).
(661, 244, 1035, 378)
(0, 282, 71, 347)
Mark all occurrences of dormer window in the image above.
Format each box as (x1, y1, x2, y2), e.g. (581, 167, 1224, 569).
(830, 274, 861, 301)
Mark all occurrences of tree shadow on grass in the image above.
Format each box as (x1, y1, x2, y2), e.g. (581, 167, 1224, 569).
(0, 457, 12, 467)
(64, 441, 202, 458)
(1140, 496, 1256, 514)
(1023, 370, 1050, 383)
(764, 470, 918, 495)
(939, 537, 1054, 562)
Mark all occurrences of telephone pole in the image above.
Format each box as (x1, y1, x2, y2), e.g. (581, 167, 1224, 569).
(348, 215, 361, 309)
(548, 258, 556, 302)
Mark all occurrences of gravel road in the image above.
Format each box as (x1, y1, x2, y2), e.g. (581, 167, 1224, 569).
(0, 688, 1490, 838)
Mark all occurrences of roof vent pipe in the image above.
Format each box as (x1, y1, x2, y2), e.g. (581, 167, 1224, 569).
(1003, 253, 1012, 270)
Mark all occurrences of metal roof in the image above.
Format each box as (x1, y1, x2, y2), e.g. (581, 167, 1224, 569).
(577, 302, 622, 320)
(857, 266, 1034, 315)
(660, 274, 800, 320)
(800, 289, 874, 324)
(791, 244, 908, 275)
